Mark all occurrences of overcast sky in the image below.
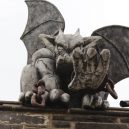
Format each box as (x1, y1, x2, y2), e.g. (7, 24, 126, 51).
(0, 0, 129, 107)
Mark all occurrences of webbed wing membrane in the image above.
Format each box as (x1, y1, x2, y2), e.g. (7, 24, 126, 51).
(21, 0, 65, 64)
(92, 25, 129, 84)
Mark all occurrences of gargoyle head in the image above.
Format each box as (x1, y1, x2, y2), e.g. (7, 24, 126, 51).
(39, 29, 84, 70)
(39, 29, 102, 73)
(55, 29, 84, 69)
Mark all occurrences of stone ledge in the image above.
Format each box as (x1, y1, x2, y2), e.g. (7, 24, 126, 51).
(0, 100, 129, 116)
(0, 101, 129, 129)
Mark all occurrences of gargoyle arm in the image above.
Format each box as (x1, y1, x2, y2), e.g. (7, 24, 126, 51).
(83, 36, 102, 48)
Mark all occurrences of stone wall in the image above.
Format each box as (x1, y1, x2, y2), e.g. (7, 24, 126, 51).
(0, 101, 129, 129)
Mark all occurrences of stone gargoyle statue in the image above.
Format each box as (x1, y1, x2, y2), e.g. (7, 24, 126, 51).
(19, 0, 129, 109)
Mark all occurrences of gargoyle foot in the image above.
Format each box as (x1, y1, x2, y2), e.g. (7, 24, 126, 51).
(82, 93, 109, 109)
(49, 89, 70, 104)
(19, 91, 33, 105)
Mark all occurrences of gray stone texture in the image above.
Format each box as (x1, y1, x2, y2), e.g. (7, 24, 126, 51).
(75, 123, 129, 129)
(20, 64, 39, 92)
(20, 0, 129, 109)
(21, 0, 65, 64)
(92, 25, 129, 84)
(0, 104, 129, 129)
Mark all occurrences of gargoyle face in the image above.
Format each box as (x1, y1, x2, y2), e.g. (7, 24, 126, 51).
(54, 29, 84, 69)
(38, 29, 101, 73)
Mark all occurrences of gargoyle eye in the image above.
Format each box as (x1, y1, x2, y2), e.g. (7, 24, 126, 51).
(57, 46, 63, 50)
(57, 46, 65, 55)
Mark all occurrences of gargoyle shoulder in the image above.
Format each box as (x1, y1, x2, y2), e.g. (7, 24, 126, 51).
(32, 48, 55, 65)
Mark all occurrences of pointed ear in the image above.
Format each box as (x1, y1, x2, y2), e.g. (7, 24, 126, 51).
(39, 34, 55, 51)
(39, 34, 55, 43)
(55, 29, 64, 43)
(75, 28, 80, 36)
(58, 28, 64, 36)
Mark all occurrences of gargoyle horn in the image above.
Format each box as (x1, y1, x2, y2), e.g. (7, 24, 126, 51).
(39, 34, 55, 43)
(58, 28, 64, 36)
(39, 34, 55, 52)
(75, 28, 80, 36)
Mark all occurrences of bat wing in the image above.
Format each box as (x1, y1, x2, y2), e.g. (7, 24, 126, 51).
(21, 0, 65, 64)
(92, 25, 129, 84)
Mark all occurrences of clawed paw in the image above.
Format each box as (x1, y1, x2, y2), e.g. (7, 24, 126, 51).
(69, 47, 110, 91)
(82, 94, 109, 109)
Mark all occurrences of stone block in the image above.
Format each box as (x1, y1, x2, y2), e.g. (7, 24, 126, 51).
(53, 114, 121, 123)
(75, 122, 129, 129)
(22, 112, 49, 126)
(23, 125, 47, 129)
(0, 111, 49, 127)
(0, 124, 22, 129)
(0, 111, 23, 124)
(52, 120, 70, 128)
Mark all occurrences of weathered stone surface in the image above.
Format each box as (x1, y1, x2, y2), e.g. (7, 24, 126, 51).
(53, 114, 121, 123)
(52, 120, 70, 128)
(22, 113, 49, 126)
(0, 111, 49, 127)
(21, 0, 65, 64)
(121, 117, 129, 123)
(75, 122, 129, 129)
(20, 64, 39, 92)
(23, 125, 47, 129)
(20, 0, 129, 111)
(0, 111, 23, 124)
(0, 102, 129, 129)
(0, 125, 22, 129)
(92, 25, 129, 84)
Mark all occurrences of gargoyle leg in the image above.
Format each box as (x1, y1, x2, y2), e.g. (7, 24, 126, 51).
(82, 94, 94, 108)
